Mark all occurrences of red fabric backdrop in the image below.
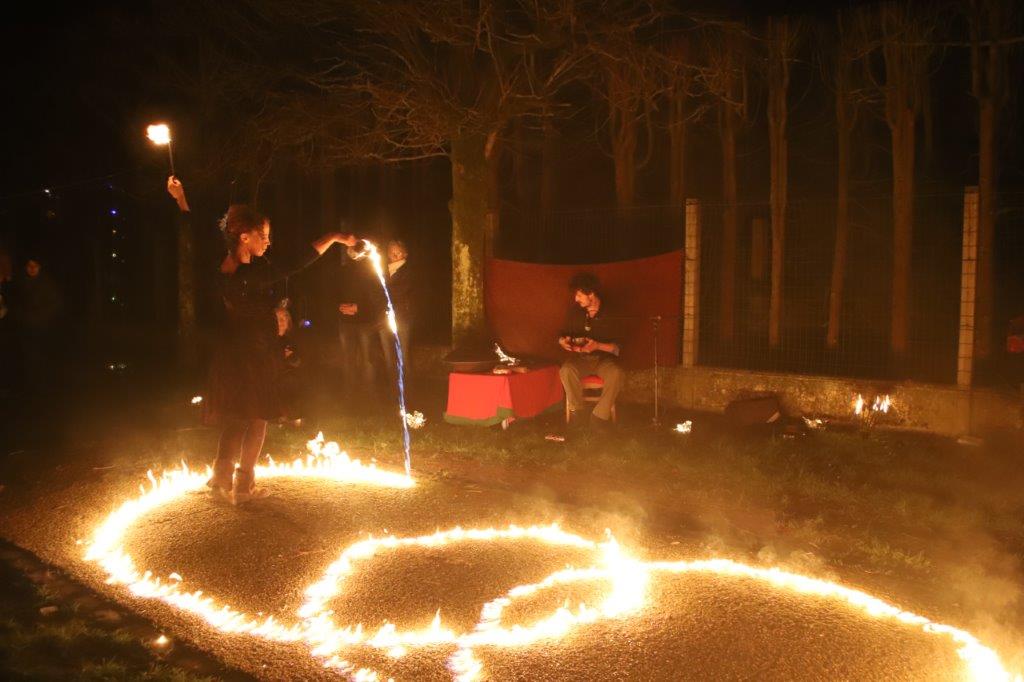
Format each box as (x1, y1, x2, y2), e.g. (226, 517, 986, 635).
(485, 251, 683, 370)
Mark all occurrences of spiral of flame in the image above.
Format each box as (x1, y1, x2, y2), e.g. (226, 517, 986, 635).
(82, 435, 1021, 681)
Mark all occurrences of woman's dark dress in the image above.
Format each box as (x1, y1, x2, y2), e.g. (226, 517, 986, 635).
(204, 246, 318, 424)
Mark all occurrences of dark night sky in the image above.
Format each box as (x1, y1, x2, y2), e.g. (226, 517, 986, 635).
(0, 0, 942, 198)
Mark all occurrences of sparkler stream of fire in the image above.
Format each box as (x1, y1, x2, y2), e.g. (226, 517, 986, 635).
(82, 434, 1022, 682)
(348, 240, 412, 476)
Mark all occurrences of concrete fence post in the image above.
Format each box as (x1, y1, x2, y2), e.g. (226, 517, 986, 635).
(683, 199, 701, 368)
(958, 186, 979, 389)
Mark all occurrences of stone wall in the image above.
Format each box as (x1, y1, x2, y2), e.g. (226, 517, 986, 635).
(623, 365, 1022, 437)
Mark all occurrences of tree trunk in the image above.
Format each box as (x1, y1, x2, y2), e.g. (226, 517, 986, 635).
(486, 133, 502, 257)
(513, 119, 532, 212)
(827, 96, 851, 350)
(719, 103, 738, 344)
(767, 18, 789, 351)
(540, 114, 556, 215)
(612, 106, 637, 209)
(608, 65, 638, 210)
(976, 94, 995, 359)
(890, 109, 915, 360)
(449, 132, 494, 347)
(668, 87, 687, 208)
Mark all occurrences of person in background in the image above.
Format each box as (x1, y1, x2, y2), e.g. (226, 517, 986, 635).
(377, 239, 414, 389)
(275, 300, 304, 426)
(9, 254, 62, 394)
(337, 241, 384, 400)
(167, 176, 357, 504)
(557, 272, 624, 433)
(0, 245, 14, 395)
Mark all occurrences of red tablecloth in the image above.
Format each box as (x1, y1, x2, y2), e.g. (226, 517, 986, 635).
(443, 365, 565, 426)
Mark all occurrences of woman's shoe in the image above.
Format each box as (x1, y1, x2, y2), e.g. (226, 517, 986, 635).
(206, 471, 233, 501)
(231, 470, 269, 505)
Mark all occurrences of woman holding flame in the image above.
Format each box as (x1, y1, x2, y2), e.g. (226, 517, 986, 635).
(167, 177, 357, 503)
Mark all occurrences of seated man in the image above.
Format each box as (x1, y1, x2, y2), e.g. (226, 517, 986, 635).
(558, 272, 624, 430)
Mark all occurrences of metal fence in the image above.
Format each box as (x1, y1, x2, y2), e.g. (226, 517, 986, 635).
(497, 190, 1024, 388)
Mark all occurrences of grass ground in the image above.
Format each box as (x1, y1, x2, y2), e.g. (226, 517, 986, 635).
(0, 542, 218, 681)
(1, 368, 1022, 676)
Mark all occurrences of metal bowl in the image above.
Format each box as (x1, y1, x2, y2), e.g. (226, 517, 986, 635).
(446, 359, 496, 373)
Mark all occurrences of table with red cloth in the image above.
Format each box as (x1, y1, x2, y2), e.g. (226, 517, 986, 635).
(443, 365, 565, 426)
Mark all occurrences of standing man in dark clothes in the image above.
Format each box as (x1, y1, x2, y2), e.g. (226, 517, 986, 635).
(337, 245, 385, 398)
(378, 239, 414, 386)
(9, 255, 62, 393)
(557, 272, 624, 431)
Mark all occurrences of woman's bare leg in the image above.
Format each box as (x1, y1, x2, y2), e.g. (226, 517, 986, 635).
(233, 418, 268, 497)
(210, 418, 245, 490)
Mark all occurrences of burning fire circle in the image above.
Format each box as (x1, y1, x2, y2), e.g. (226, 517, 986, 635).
(83, 434, 1020, 681)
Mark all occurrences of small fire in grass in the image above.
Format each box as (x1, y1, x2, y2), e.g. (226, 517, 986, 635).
(674, 421, 692, 434)
(153, 634, 170, 647)
(853, 394, 893, 417)
(190, 396, 203, 406)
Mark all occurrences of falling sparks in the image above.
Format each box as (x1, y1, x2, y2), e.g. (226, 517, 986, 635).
(349, 240, 412, 476)
(82, 439, 1021, 682)
(403, 410, 426, 430)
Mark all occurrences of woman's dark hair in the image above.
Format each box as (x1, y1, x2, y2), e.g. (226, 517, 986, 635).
(222, 204, 267, 247)
(568, 272, 601, 296)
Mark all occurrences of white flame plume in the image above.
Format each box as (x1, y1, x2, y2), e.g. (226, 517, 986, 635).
(146, 124, 171, 145)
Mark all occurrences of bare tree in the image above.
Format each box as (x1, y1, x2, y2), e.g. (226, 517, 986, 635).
(259, 1, 586, 346)
(968, 0, 1018, 360)
(658, 34, 704, 207)
(823, 9, 872, 350)
(866, 2, 936, 361)
(584, 5, 664, 208)
(701, 23, 750, 345)
(765, 16, 798, 350)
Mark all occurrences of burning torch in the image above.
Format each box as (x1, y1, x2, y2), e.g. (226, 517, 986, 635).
(146, 123, 175, 175)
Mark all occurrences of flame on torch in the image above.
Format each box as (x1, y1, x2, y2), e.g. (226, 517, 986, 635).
(146, 124, 171, 145)
(145, 123, 175, 174)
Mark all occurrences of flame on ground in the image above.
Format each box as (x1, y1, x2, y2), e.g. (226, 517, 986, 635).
(82, 435, 1021, 682)
(854, 393, 893, 417)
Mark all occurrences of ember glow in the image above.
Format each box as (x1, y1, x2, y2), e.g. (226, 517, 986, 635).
(82, 436, 1021, 682)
